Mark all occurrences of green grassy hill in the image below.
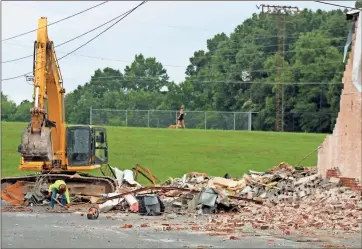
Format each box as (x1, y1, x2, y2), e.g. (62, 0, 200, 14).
(1, 122, 327, 180)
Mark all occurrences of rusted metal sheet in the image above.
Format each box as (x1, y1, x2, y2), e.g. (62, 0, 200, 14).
(1, 181, 26, 206)
(132, 164, 160, 185)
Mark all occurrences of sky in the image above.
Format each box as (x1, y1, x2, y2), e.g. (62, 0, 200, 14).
(1, 1, 357, 104)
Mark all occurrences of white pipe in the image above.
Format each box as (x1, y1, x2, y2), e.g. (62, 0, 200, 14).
(124, 194, 139, 212)
(35, 87, 39, 108)
(98, 192, 123, 213)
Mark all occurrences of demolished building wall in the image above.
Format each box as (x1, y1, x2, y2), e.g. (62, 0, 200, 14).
(317, 11, 362, 182)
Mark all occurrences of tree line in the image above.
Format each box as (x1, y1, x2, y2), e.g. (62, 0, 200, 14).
(2, 7, 357, 133)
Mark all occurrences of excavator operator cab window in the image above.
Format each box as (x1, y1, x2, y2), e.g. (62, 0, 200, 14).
(96, 132, 105, 143)
(93, 128, 108, 165)
(66, 126, 91, 166)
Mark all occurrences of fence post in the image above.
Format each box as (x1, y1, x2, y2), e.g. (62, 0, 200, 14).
(175, 111, 178, 124)
(204, 112, 207, 130)
(126, 110, 128, 127)
(248, 112, 252, 131)
(148, 110, 150, 128)
(233, 112, 236, 130)
(89, 107, 92, 125)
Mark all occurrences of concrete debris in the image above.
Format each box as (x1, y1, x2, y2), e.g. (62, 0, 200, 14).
(197, 186, 362, 235)
(2, 162, 361, 236)
(160, 162, 354, 206)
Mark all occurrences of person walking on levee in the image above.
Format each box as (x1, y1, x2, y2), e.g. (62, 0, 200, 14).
(176, 105, 186, 129)
(48, 180, 71, 209)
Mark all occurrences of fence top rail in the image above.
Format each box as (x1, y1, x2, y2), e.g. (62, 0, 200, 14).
(205, 111, 257, 114)
(90, 109, 334, 115)
(91, 109, 205, 113)
(91, 108, 258, 114)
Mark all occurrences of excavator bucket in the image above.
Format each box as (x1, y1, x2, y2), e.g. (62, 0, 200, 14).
(20, 127, 53, 161)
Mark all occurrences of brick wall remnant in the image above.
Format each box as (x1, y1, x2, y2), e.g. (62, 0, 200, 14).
(317, 11, 362, 182)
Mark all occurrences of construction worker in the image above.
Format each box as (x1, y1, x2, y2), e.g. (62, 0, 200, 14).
(48, 180, 70, 209)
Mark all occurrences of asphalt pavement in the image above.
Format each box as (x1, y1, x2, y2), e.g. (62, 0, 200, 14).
(1, 211, 361, 248)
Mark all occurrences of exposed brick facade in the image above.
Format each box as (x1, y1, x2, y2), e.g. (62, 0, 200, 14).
(317, 13, 362, 184)
(326, 168, 361, 191)
(326, 168, 341, 178)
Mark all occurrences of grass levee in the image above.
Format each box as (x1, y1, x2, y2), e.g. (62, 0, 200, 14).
(1, 122, 326, 181)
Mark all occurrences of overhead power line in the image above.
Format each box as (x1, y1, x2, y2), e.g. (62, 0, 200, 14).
(2, 37, 347, 64)
(1, 1, 147, 82)
(4, 26, 349, 49)
(2, 41, 345, 73)
(77, 60, 342, 75)
(69, 74, 343, 85)
(195, 46, 347, 59)
(314, 1, 360, 10)
(60, 56, 343, 73)
(2, 27, 348, 64)
(2, 4, 142, 64)
(44, 63, 342, 84)
(3, 42, 187, 68)
(57, 1, 147, 60)
(2, 1, 108, 42)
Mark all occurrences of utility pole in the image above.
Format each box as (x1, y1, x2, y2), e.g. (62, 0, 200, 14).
(257, 4, 299, 132)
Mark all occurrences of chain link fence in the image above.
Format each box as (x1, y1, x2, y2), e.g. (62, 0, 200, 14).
(90, 108, 334, 132)
(90, 109, 253, 131)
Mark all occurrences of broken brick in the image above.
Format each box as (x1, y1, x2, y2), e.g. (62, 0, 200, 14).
(120, 224, 133, 229)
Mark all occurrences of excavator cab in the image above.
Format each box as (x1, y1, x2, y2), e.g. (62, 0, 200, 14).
(66, 126, 108, 167)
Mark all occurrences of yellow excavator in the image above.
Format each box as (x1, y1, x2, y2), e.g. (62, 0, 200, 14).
(1, 17, 117, 197)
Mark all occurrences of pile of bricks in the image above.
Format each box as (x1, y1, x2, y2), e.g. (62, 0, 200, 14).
(162, 163, 361, 207)
(161, 163, 362, 234)
(238, 163, 362, 204)
(326, 167, 361, 191)
(228, 164, 333, 204)
(200, 186, 362, 235)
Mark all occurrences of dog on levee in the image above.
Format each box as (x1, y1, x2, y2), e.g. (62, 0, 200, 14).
(168, 124, 177, 129)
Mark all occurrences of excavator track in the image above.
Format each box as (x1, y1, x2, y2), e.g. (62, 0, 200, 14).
(1, 173, 117, 197)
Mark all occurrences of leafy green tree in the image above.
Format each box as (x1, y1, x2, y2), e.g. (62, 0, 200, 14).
(65, 55, 171, 124)
(61, 7, 350, 133)
(11, 100, 33, 122)
(1, 93, 17, 121)
(355, 1, 362, 9)
(124, 54, 169, 92)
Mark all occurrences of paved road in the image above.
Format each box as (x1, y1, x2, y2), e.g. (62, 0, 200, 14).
(1, 212, 361, 248)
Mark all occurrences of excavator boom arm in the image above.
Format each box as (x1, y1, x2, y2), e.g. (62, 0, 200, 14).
(21, 17, 66, 167)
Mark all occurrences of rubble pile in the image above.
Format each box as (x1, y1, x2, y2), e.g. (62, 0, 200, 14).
(200, 186, 362, 235)
(153, 162, 362, 234)
(239, 163, 341, 203)
(2, 162, 361, 234)
(161, 163, 353, 205)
